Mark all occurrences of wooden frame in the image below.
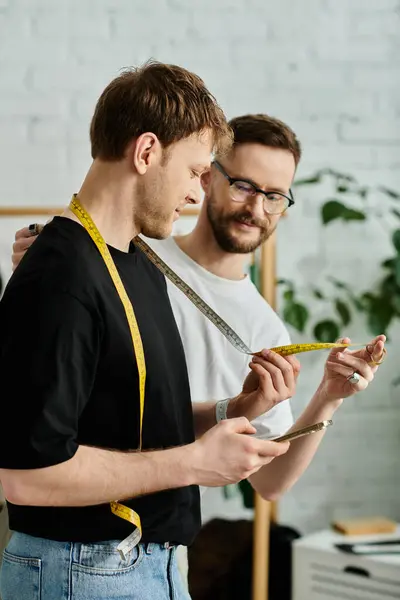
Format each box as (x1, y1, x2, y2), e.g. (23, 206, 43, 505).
(0, 204, 278, 599)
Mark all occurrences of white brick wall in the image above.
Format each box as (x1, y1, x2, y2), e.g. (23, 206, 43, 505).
(0, 0, 399, 535)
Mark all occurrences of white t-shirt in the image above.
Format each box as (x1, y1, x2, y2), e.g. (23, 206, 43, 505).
(144, 236, 294, 439)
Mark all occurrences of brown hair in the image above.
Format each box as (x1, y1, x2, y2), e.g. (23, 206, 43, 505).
(224, 113, 301, 165)
(90, 60, 232, 160)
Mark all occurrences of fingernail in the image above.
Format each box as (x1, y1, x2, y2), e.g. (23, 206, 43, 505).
(337, 353, 343, 359)
(261, 349, 269, 358)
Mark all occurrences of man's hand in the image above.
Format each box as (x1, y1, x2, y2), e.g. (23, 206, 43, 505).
(189, 416, 290, 487)
(317, 335, 386, 404)
(228, 349, 300, 422)
(12, 225, 44, 271)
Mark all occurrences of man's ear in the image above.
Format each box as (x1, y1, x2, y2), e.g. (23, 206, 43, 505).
(200, 169, 211, 194)
(130, 133, 160, 175)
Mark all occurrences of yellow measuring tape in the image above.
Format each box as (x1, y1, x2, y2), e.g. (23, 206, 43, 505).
(69, 195, 145, 559)
(69, 195, 386, 558)
(133, 237, 386, 364)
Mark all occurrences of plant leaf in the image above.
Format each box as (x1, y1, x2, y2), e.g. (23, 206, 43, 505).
(335, 299, 351, 326)
(293, 174, 321, 186)
(283, 289, 294, 302)
(222, 484, 238, 500)
(381, 258, 396, 269)
(391, 208, 400, 219)
(350, 295, 365, 311)
(321, 200, 366, 225)
(238, 479, 254, 509)
(283, 302, 309, 333)
(395, 256, 400, 287)
(392, 294, 400, 315)
(313, 320, 340, 343)
(329, 277, 348, 291)
(392, 229, 400, 253)
(359, 292, 376, 311)
(380, 274, 399, 296)
(321, 200, 346, 224)
(379, 186, 400, 200)
(276, 278, 293, 288)
(313, 288, 325, 299)
(367, 296, 394, 336)
(342, 207, 366, 221)
(322, 168, 356, 182)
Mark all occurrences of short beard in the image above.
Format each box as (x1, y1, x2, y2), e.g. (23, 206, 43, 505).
(206, 197, 275, 254)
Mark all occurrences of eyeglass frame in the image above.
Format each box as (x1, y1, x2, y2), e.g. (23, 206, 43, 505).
(212, 160, 295, 215)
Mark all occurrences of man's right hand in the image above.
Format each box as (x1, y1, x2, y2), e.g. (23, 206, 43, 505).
(189, 416, 290, 487)
(12, 225, 44, 271)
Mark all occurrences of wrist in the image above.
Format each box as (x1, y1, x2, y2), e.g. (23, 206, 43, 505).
(227, 393, 262, 422)
(312, 382, 344, 413)
(184, 441, 205, 487)
(226, 394, 242, 419)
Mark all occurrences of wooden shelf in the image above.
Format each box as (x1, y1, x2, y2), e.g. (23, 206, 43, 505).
(0, 206, 201, 217)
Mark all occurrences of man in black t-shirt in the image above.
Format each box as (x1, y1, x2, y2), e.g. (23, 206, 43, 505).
(0, 62, 294, 600)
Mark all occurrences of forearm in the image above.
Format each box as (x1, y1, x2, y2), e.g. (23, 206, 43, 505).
(1, 444, 194, 507)
(192, 401, 218, 437)
(249, 386, 342, 500)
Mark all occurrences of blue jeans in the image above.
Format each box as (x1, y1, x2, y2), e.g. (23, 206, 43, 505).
(0, 532, 191, 599)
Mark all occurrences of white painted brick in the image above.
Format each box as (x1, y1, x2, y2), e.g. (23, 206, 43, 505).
(0, 118, 29, 142)
(302, 144, 376, 169)
(291, 119, 339, 144)
(0, 36, 68, 64)
(352, 12, 400, 35)
(31, 7, 111, 39)
(192, 12, 269, 40)
(300, 91, 376, 119)
(112, 9, 193, 43)
(316, 36, 397, 63)
(0, 63, 30, 90)
(0, 93, 68, 118)
(376, 93, 400, 118)
(30, 65, 111, 94)
(351, 67, 399, 90)
(339, 119, 400, 143)
(372, 146, 400, 168)
(325, 0, 400, 12)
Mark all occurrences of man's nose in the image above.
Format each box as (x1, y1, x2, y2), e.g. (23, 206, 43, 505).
(245, 193, 265, 219)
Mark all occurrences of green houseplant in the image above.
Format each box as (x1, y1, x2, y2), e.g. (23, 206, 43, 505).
(233, 167, 400, 509)
(279, 168, 400, 343)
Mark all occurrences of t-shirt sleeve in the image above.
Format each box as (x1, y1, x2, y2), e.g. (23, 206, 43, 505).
(251, 326, 295, 440)
(0, 288, 101, 469)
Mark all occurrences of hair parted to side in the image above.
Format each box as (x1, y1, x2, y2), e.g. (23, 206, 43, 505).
(223, 113, 301, 165)
(90, 60, 232, 161)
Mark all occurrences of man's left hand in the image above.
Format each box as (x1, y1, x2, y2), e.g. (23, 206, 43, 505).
(318, 334, 386, 403)
(229, 349, 301, 422)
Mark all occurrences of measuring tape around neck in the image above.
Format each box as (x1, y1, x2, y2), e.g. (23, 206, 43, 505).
(69, 195, 145, 559)
(133, 236, 368, 357)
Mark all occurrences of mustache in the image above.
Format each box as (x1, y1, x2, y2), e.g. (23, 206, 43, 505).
(229, 212, 268, 229)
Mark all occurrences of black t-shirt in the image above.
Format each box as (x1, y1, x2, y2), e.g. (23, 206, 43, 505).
(0, 217, 200, 545)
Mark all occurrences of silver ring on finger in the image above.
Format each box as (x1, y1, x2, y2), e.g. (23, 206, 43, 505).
(347, 371, 361, 385)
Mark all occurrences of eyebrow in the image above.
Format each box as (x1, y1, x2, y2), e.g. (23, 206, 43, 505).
(193, 164, 210, 173)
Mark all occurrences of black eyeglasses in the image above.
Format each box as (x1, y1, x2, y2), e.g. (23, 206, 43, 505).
(212, 161, 295, 215)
